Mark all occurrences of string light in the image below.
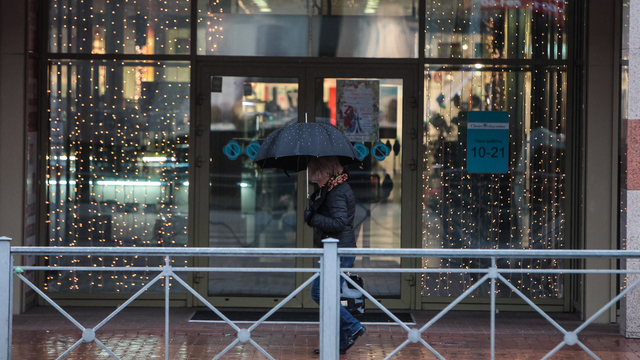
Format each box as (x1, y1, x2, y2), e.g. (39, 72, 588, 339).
(49, 0, 190, 55)
(424, 1, 565, 60)
(47, 57, 190, 293)
(422, 59, 566, 299)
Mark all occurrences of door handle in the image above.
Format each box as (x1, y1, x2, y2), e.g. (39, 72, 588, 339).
(404, 274, 416, 286)
(194, 271, 204, 284)
(196, 156, 205, 168)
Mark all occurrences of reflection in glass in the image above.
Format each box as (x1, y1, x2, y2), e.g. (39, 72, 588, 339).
(425, 1, 566, 60)
(197, 0, 418, 58)
(50, 0, 191, 54)
(316, 77, 403, 298)
(47, 60, 190, 293)
(422, 65, 567, 299)
(209, 77, 299, 297)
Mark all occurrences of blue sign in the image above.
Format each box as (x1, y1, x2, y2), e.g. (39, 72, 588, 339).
(466, 112, 509, 173)
(354, 142, 369, 161)
(372, 142, 390, 161)
(223, 140, 242, 160)
(244, 141, 260, 160)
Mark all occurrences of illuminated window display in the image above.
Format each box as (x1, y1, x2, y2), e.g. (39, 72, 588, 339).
(422, 64, 566, 298)
(49, 0, 191, 55)
(421, 0, 568, 300)
(47, 60, 190, 292)
(425, 0, 566, 60)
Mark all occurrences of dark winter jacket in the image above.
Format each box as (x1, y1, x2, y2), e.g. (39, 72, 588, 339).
(307, 181, 357, 249)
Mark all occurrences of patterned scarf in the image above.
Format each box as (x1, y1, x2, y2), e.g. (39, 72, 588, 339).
(326, 173, 348, 192)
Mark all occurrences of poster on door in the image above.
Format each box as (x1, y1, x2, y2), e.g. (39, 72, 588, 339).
(336, 80, 380, 143)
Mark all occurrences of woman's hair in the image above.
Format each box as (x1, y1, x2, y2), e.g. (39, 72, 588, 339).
(308, 156, 343, 180)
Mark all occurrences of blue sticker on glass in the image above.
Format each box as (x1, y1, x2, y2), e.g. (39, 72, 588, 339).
(223, 140, 242, 160)
(372, 142, 390, 161)
(245, 141, 260, 160)
(354, 142, 369, 161)
(466, 111, 509, 173)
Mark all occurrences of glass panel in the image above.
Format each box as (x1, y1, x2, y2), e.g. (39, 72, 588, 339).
(208, 76, 299, 297)
(47, 60, 190, 293)
(49, 0, 190, 54)
(316, 77, 403, 298)
(425, 1, 567, 60)
(197, 0, 418, 58)
(422, 65, 566, 299)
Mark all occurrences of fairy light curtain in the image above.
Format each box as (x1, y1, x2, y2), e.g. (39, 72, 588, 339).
(47, 59, 190, 293)
(422, 0, 567, 299)
(425, 0, 566, 60)
(47, 0, 192, 293)
(49, 0, 190, 55)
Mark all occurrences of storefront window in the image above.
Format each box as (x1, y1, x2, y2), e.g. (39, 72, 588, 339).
(46, 60, 190, 292)
(49, 0, 191, 54)
(422, 64, 567, 299)
(196, 0, 418, 57)
(43, 0, 576, 302)
(425, 0, 566, 60)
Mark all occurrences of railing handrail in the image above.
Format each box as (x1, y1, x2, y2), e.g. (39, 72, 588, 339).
(9, 246, 640, 259)
(9, 246, 323, 256)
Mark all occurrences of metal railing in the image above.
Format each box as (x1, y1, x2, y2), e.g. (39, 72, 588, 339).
(2, 236, 640, 360)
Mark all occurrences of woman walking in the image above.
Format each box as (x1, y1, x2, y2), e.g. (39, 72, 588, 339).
(305, 156, 366, 355)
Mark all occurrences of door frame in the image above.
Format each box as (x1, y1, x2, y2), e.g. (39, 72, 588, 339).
(192, 60, 420, 310)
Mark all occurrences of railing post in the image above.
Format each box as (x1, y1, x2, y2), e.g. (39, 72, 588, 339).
(0, 236, 13, 360)
(164, 255, 171, 360)
(320, 238, 340, 360)
(490, 257, 497, 360)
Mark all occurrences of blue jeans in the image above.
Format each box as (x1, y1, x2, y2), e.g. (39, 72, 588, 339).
(311, 256, 362, 350)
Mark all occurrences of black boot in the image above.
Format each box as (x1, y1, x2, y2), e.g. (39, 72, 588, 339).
(343, 326, 366, 351)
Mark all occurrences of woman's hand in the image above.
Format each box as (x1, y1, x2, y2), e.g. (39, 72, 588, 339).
(304, 209, 313, 224)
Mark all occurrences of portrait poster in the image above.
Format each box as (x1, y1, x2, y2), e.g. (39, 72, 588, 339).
(336, 80, 380, 143)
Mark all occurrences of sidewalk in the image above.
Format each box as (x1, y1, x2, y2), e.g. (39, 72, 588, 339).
(11, 306, 640, 359)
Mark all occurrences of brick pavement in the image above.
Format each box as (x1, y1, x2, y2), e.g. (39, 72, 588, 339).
(10, 306, 640, 359)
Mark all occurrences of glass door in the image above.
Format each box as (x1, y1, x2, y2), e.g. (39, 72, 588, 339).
(303, 66, 418, 309)
(195, 64, 418, 309)
(195, 66, 307, 307)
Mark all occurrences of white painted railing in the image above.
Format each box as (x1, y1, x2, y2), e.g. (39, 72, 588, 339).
(2, 236, 640, 360)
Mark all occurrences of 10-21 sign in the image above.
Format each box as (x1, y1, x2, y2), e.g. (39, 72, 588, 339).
(466, 112, 509, 173)
(470, 145, 505, 159)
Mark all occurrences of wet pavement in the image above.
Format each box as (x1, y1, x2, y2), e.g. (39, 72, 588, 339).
(10, 306, 640, 359)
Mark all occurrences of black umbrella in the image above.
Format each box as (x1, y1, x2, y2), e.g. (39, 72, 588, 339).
(253, 122, 359, 172)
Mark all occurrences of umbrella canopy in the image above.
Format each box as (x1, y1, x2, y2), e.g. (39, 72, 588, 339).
(253, 122, 359, 172)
